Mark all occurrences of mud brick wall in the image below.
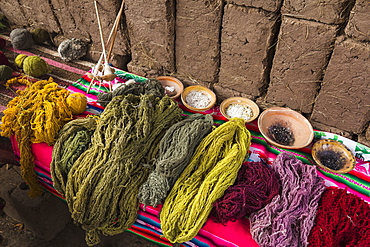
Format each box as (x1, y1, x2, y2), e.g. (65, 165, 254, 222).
(125, 0, 175, 77)
(175, 0, 222, 87)
(311, 37, 370, 134)
(217, 4, 279, 98)
(345, 0, 370, 42)
(265, 17, 337, 114)
(281, 0, 355, 25)
(0, 0, 370, 144)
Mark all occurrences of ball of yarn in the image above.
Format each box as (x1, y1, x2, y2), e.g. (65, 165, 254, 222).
(31, 28, 50, 44)
(23, 56, 48, 77)
(66, 93, 87, 114)
(0, 65, 13, 81)
(58, 38, 87, 61)
(0, 37, 6, 49)
(15, 54, 28, 68)
(0, 51, 9, 65)
(10, 28, 34, 50)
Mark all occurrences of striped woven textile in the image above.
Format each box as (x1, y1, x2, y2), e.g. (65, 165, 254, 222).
(9, 67, 370, 247)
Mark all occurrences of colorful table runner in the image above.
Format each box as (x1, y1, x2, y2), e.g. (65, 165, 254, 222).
(10, 68, 370, 247)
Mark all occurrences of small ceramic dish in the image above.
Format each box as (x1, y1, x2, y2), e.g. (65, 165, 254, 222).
(220, 97, 260, 123)
(156, 76, 184, 99)
(258, 107, 314, 149)
(181, 85, 216, 111)
(311, 139, 355, 174)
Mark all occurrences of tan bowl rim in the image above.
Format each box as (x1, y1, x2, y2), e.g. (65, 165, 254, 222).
(258, 107, 314, 149)
(156, 76, 184, 99)
(220, 97, 260, 123)
(311, 139, 356, 174)
(181, 85, 216, 111)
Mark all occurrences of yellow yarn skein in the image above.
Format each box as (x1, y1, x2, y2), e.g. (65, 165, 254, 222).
(0, 77, 73, 197)
(66, 93, 87, 115)
(15, 54, 28, 68)
(23, 55, 48, 77)
(160, 118, 251, 244)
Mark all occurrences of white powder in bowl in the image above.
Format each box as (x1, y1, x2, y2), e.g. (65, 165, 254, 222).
(185, 91, 211, 108)
(225, 104, 253, 121)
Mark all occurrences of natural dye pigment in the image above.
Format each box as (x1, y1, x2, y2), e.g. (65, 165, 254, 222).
(267, 123, 294, 146)
(316, 149, 345, 170)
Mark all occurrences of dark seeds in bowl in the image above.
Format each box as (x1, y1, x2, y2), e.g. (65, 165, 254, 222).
(268, 122, 295, 146)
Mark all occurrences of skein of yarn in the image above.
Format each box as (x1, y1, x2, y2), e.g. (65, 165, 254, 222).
(98, 78, 164, 107)
(66, 93, 87, 115)
(0, 51, 9, 66)
(51, 117, 98, 196)
(211, 161, 280, 225)
(14, 54, 27, 68)
(0, 65, 12, 81)
(160, 118, 252, 244)
(307, 187, 370, 247)
(0, 37, 6, 49)
(138, 113, 214, 207)
(58, 38, 88, 61)
(31, 28, 50, 44)
(10, 28, 34, 50)
(249, 153, 326, 247)
(23, 56, 48, 77)
(65, 94, 182, 246)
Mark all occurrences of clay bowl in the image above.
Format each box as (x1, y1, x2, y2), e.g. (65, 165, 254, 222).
(311, 139, 355, 174)
(181, 85, 216, 111)
(156, 76, 184, 99)
(258, 107, 314, 149)
(220, 97, 260, 123)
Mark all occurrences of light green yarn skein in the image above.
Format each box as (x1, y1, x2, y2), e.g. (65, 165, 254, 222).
(23, 56, 48, 77)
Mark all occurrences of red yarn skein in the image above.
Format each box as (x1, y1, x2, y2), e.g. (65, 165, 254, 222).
(0, 37, 6, 49)
(0, 51, 9, 66)
(308, 187, 370, 247)
(211, 162, 280, 225)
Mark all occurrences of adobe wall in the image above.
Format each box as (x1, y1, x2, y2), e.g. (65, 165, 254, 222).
(0, 0, 369, 145)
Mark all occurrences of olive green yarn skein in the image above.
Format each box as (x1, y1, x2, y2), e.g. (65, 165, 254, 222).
(31, 28, 50, 44)
(50, 117, 97, 196)
(65, 94, 182, 246)
(0, 65, 13, 81)
(160, 118, 252, 244)
(23, 56, 48, 77)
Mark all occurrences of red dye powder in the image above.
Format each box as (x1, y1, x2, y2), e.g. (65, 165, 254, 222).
(211, 162, 280, 225)
(308, 187, 370, 247)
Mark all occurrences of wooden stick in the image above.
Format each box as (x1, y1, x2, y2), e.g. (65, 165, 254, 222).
(94, 0, 108, 65)
(107, 0, 125, 63)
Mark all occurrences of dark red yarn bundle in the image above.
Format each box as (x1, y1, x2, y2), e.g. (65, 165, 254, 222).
(308, 187, 370, 247)
(211, 162, 280, 225)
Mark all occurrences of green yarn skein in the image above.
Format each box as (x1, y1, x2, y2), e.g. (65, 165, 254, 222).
(0, 65, 13, 81)
(31, 28, 50, 44)
(23, 56, 48, 77)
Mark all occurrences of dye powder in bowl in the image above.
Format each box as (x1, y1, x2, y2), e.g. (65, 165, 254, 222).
(267, 121, 295, 146)
(312, 139, 355, 174)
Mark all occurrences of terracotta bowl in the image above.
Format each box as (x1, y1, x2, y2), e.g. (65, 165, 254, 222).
(220, 97, 260, 123)
(258, 107, 314, 149)
(156, 76, 184, 99)
(311, 139, 355, 174)
(181, 85, 216, 111)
